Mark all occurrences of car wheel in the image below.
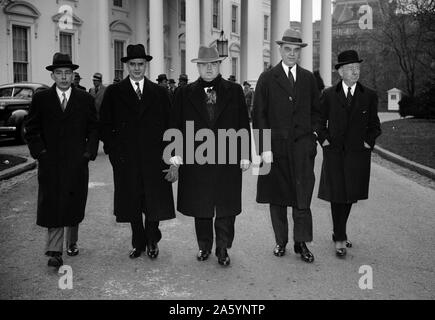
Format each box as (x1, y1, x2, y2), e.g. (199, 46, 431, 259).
(15, 122, 26, 144)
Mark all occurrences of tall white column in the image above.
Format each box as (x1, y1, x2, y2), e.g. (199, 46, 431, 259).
(270, 0, 290, 66)
(241, 0, 263, 82)
(300, 0, 313, 71)
(97, 0, 111, 82)
(185, 0, 201, 81)
(135, 0, 148, 47)
(320, 0, 332, 87)
(149, 0, 164, 81)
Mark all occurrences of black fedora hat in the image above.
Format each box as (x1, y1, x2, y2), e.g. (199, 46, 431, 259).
(121, 44, 153, 63)
(46, 52, 79, 71)
(335, 50, 363, 70)
(178, 74, 188, 81)
(156, 74, 168, 82)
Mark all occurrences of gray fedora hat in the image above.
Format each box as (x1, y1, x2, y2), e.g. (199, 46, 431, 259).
(191, 45, 226, 63)
(276, 28, 307, 47)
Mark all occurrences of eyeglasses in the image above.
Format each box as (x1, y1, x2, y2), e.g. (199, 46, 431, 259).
(53, 70, 73, 77)
(342, 65, 360, 72)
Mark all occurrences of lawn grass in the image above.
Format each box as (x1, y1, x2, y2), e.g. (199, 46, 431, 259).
(0, 154, 27, 172)
(377, 118, 435, 169)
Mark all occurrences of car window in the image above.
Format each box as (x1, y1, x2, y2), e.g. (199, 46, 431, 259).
(0, 88, 13, 98)
(13, 87, 34, 99)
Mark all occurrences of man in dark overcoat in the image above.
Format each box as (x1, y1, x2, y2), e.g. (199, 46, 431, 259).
(169, 45, 251, 266)
(99, 44, 176, 260)
(317, 50, 381, 257)
(253, 29, 321, 263)
(25, 53, 99, 268)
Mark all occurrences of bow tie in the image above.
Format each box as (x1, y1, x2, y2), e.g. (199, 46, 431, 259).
(204, 87, 214, 93)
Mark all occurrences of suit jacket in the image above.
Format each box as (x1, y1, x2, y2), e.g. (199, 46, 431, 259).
(99, 77, 175, 222)
(24, 85, 99, 227)
(317, 81, 381, 202)
(170, 76, 251, 218)
(253, 62, 321, 209)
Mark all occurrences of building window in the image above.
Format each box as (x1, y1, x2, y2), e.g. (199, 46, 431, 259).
(181, 49, 186, 74)
(180, 0, 186, 22)
(12, 25, 29, 82)
(213, 0, 220, 29)
(113, 0, 123, 7)
(264, 15, 269, 41)
(231, 5, 238, 33)
(391, 94, 396, 100)
(114, 40, 124, 80)
(59, 32, 73, 58)
(232, 57, 238, 80)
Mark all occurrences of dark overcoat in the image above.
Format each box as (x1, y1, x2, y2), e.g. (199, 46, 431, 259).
(253, 63, 321, 209)
(99, 77, 175, 223)
(317, 81, 381, 203)
(170, 77, 251, 218)
(25, 85, 99, 228)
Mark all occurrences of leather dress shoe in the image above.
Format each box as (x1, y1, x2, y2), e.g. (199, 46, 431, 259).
(332, 234, 352, 248)
(216, 248, 230, 266)
(129, 248, 143, 259)
(335, 248, 347, 258)
(147, 243, 159, 259)
(47, 254, 63, 268)
(294, 242, 314, 263)
(67, 243, 79, 256)
(197, 250, 211, 261)
(273, 244, 286, 257)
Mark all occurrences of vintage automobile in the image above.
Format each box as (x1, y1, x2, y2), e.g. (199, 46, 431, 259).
(0, 82, 49, 143)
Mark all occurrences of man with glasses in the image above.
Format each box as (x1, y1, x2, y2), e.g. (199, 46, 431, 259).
(317, 50, 381, 258)
(24, 52, 99, 268)
(99, 44, 176, 260)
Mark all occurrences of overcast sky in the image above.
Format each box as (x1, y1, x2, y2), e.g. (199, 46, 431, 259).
(290, 0, 324, 22)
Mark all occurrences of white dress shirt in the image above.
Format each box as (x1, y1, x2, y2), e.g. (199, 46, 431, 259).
(281, 61, 297, 82)
(342, 81, 356, 97)
(56, 86, 72, 103)
(129, 77, 144, 94)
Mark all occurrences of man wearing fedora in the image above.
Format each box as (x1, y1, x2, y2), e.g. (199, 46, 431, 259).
(253, 28, 321, 263)
(317, 50, 381, 257)
(156, 74, 169, 89)
(24, 53, 99, 268)
(89, 72, 106, 119)
(178, 74, 189, 87)
(73, 72, 86, 91)
(170, 45, 251, 266)
(99, 44, 176, 260)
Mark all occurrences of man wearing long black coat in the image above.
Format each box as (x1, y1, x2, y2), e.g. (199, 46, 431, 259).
(253, 29, 321, 263)
(317, 50, 381, 257)
(99, 44, 176, 260)
(170, 45, 251, 266)
(25, 53, 99, 268)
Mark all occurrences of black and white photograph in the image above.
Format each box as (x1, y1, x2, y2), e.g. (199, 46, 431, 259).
(0, 0, 434, 309)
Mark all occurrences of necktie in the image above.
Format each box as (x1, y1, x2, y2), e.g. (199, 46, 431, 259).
(135, 82, 142, 100)
(346, 87, 353, 106)
(95, 86, 99, 95)
(61, 93, 67, 111)
(288, 68, 295, 89)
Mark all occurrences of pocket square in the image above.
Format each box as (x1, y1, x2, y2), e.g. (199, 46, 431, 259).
(362, 110, 367, 114)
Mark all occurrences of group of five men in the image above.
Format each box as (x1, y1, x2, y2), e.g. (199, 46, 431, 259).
(24, 28, 381, 268)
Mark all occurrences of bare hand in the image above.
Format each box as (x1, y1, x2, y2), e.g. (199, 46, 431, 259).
(240, 160, 251, 172)
(163, 165, 178, 183)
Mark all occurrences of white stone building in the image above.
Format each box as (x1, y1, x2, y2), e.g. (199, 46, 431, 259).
(0, 0, 332, 89)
